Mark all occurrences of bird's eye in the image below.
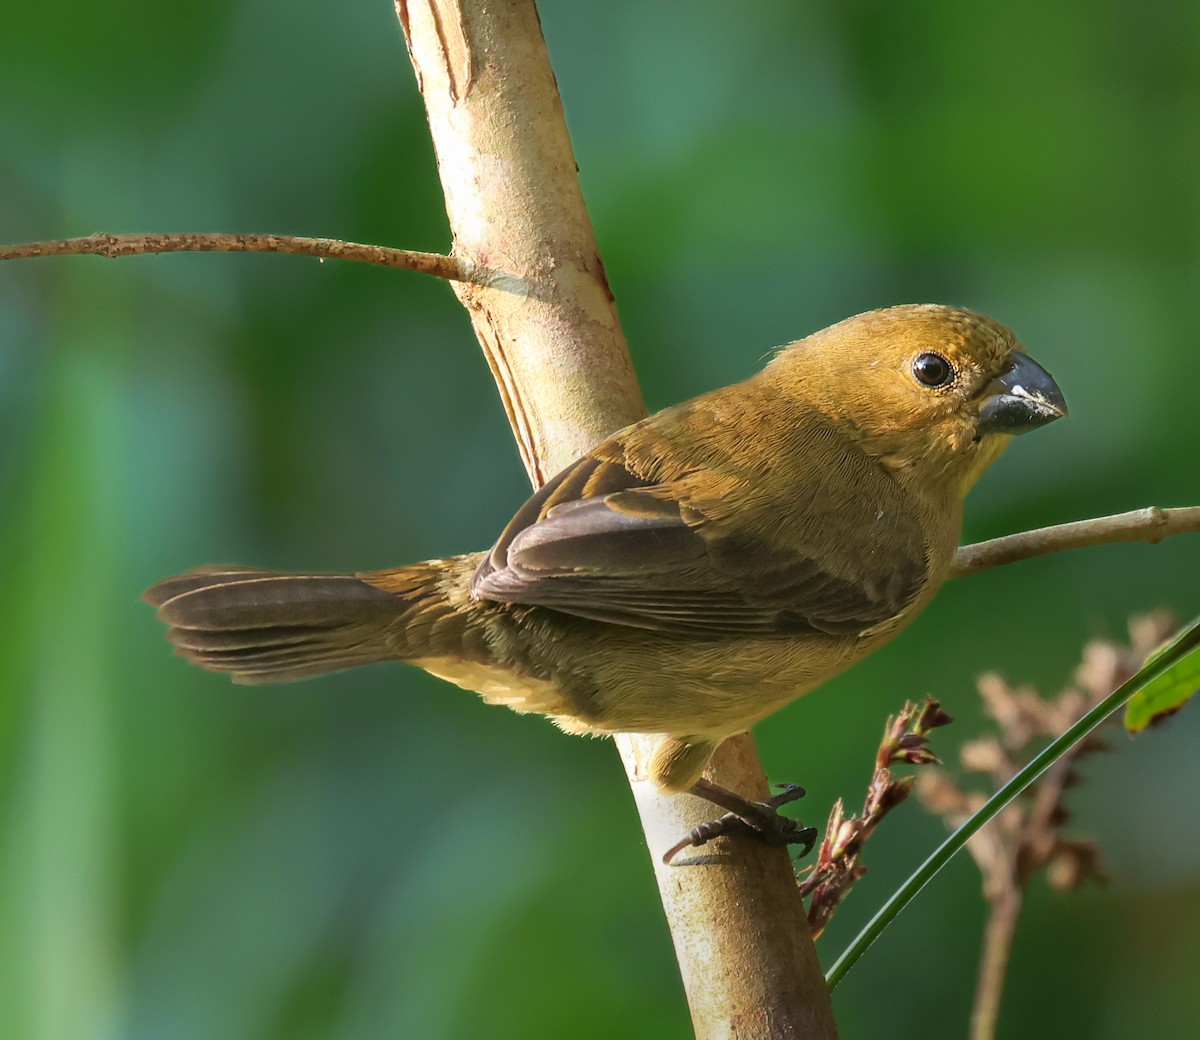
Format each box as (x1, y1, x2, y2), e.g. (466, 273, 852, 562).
(911, 351, 954, 388)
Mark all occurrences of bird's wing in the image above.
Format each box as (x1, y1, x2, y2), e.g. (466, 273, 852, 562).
(470, 423, 930, 637)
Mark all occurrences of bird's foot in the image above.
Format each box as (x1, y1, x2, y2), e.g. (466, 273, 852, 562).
(662, 778, 818, 865)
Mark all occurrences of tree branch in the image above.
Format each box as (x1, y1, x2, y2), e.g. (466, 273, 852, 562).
(951, 506, 1200, 578)
(0, 231, 473, 284)
(395, 2, 837, 1037)
(8, 232, 1197, 594)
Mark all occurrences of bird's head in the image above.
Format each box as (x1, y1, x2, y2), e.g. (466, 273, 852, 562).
(768, 304, 1067, 495)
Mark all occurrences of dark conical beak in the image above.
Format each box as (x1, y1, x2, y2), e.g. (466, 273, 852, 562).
(977, 351, 1068, 436)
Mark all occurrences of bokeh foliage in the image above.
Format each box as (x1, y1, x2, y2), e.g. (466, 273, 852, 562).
(1, 2, 1198, 1037)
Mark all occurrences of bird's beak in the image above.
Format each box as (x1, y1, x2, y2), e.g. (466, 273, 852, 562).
(977, 352, 1068, 436)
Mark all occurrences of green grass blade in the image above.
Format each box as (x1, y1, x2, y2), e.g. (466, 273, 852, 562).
(826, 612, 1200, 992)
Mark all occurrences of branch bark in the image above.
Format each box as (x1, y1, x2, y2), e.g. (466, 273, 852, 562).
(0, 232, 470, 283)
(395, 1, 837, 1037)
(950, 506, 1200, 578)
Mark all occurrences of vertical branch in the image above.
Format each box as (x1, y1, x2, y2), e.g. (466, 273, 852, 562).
(969, 886, 1023, 1040)
(621, 734, 839, 1039)
(394, 0, 645, 481)
(395, 2, 837, 1037)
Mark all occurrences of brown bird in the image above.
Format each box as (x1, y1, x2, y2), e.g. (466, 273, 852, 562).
(145, 304, 1065, 848)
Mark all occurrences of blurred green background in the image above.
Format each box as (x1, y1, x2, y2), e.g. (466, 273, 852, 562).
(2, 1, 1198, 1037)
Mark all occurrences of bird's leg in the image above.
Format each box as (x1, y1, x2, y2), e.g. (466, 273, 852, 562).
(662, 779, 818, 865)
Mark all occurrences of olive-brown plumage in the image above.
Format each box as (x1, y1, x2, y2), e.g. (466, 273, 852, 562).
(146, 305, 1065, 795)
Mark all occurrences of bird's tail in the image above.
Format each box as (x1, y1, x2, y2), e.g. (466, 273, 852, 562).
(144, 560, 470, 684)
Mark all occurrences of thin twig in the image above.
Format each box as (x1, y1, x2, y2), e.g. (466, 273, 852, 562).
(0, 231, 478, 284)
(969, 887, 1023, 1040)
(9, 239, 1200, 584)
(798, 698, 952, 938)
(951, 506, 1200, 578)
(8, 237, 1200, 573)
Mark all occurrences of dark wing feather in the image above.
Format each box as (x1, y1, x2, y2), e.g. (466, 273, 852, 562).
(471, 407, 930, 637)
(477, 457, 656, 580)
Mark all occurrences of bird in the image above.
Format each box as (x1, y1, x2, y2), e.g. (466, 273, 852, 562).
(145, 304, 1066, 850)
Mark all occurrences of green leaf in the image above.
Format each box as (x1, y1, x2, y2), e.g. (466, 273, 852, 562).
(1124, 619, 1200, 732)
(826, 612, 1200, 993)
